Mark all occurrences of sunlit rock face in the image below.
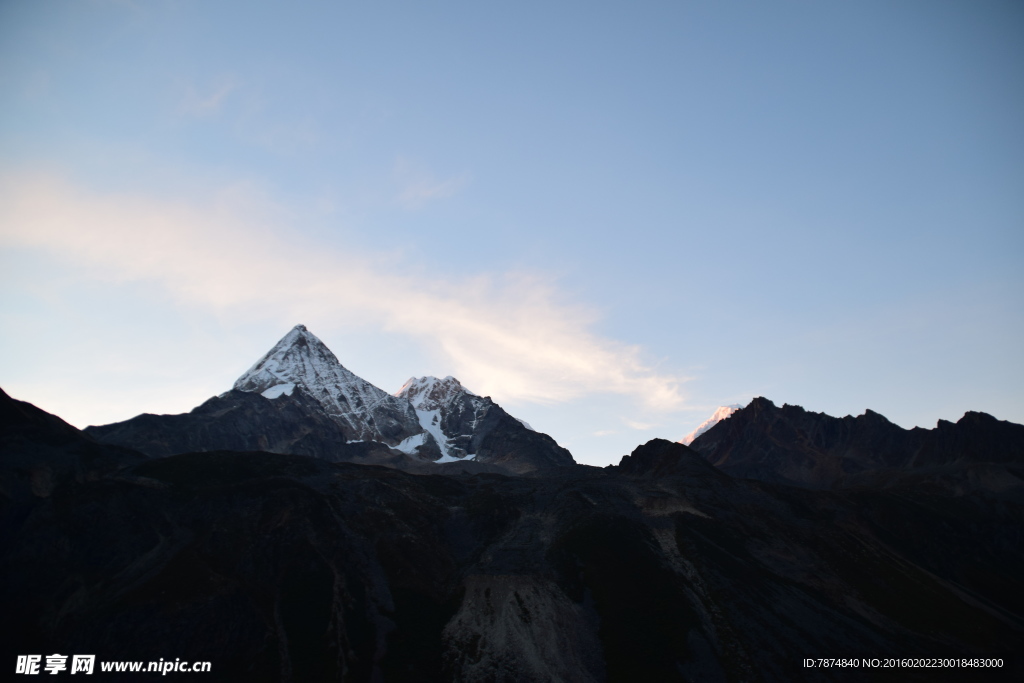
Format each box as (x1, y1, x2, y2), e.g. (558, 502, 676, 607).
(4, 391, 1024, 682)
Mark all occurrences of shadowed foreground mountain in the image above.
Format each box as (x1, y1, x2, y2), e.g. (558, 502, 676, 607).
(3, 387, 1023, 681)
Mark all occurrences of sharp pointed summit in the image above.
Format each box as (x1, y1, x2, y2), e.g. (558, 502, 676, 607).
(234, 325, 424, 446)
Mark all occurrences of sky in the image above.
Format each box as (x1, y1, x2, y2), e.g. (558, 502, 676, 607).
(1, 0, 1022, 466)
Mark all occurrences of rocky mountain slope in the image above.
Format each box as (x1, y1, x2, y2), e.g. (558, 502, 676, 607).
(0, 387, 145, 504)
(232, 324, 425, 447)
(396, 376, 574, 473)
(85, 326, 573, 475)
(3, 391, 1022, 682)
(82, 386, 413, 468)
(690, 396, 1024, 490)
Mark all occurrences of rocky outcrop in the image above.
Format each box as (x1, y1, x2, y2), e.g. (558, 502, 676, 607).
(462, 401, 574, 474)
(616, 438, 726, 480)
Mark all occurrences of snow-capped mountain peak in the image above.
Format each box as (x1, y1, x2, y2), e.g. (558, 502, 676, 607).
(233, 325, 423, 446)
(393, 375, 542, 459)
(393, 376, 479, 460)
(225, 325, 571, 469)
(395, 375, 476, 411)
(235, 324, 358, 394)
(679, 404, 745, 446)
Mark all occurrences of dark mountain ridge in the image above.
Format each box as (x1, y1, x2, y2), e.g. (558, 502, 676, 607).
(0, 387, 145, 504)
(690, 396, 1024, 490)
(83, 387, 415, 468)
(3, 389, 1023, 681)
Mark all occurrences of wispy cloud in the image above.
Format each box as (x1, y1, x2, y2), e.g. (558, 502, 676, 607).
(394, 157, 470, 209)
(624, 419, 658, 431)
(0, 172, 686, 411)
(177, 77, 239, 117)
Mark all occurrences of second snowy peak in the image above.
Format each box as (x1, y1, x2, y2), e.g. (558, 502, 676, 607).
(395, 376, 487, 462)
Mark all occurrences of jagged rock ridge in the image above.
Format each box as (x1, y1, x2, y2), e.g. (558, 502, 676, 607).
(690, 396, 1024, 490)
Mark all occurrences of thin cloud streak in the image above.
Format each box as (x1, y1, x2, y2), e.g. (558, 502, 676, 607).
(0, 172, 686, 411)
(624, 419, 658, 431)
(177, 78, 239, 117)
(394, 158, 470, 208)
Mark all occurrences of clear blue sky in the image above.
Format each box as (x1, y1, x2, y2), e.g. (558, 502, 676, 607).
(2, 0, 1022, 465)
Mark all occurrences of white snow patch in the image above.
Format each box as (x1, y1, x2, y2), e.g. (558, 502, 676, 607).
(412, 407, 453, 459)
(261, 383, 296, 399)
(679, 404, 744, 445)
(435, 452, 477, 464)
(394, 432, 428, 454)
(516, 418, 535, 431)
